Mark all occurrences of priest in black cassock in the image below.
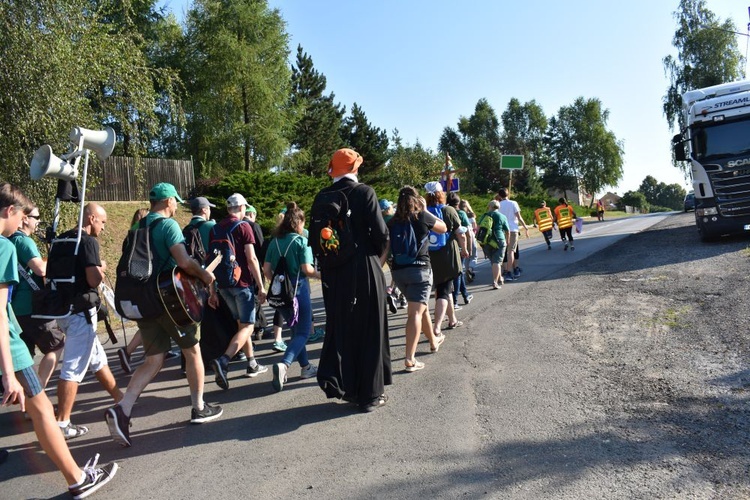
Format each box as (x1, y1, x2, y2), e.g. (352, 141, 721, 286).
(315, 148, 392, 412)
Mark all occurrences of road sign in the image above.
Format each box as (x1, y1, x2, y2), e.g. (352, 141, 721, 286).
(501, 155, 524, 170)
(440, 178, 460, 192)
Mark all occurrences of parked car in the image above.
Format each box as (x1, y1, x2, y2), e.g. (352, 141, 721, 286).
(684, 192, 695, 212)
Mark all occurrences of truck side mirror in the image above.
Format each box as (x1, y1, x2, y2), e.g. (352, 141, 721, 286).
(672, 134, 687, 162)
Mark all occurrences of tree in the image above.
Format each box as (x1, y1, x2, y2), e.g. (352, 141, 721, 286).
(288, 45, 346, 176)
(540, 116, 578, 199)
(638, 176, 686, 210)
(663, 0, 745, 137)
(340, 103, 389, 181)
(439, 98, 503, 193)
(500, 98, 547, 196)
(184, 0, 292, 173)
(621, 191, 649, 213)
(638, 176, 660, 203)
(386, 132, 442, 189)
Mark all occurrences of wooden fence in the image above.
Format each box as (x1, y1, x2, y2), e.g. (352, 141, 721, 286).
(86, 156, 194, 201)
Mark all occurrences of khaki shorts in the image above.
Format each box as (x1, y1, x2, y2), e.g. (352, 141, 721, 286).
(138, 313, 201, 356)
(507, 231, 519, 253)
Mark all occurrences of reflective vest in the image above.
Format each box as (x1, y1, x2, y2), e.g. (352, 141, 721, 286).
(534, 207, 554, 232)
(554, 205, 574, 230)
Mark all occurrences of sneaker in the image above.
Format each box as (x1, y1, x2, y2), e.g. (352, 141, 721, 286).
(272, 340, 287, 352)
(398, 297, 408, 309)
(104, 405, 131, 447)
(211, 358, 229, 390)
(570, 245, 575, 251)
(404, 359, 425, 372)
(300, 363, 318, 379)
(272, 363, 288, 392)
(564, 243, 569, 251)
(68, 454, 118, 499)
(164, 349, 180, 360)
(245, 362, 269, 378)
(453, 304, 463, 311)
(307, 326, 325, 343)
(386, 294, 398, 314)
(504, 272, 514, 282)
(547, 244, 551, 250)
(464, 294, 473, 305)
(513, 268, 521, 279)
(253, 328, 264, 341)
(60, 422, 89, 440)
(190, 402, 223, 424)
(116, 348, 131, 375)
(231, 351, 247, 363)
(360, 394, 388, 413)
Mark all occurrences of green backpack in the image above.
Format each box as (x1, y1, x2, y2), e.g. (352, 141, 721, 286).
(476, 213, 498, 249)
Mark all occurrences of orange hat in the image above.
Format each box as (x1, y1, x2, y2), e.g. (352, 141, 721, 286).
(328, 148, 363, 177)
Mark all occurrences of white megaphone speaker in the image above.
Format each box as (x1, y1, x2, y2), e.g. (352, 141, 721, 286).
(30, 145, 77, 181)
(69, 126, 116, 160)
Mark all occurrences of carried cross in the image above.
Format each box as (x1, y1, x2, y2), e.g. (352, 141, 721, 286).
(440, 153, 466, 192)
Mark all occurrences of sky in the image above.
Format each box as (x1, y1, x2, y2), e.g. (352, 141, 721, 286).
(159, 0, 748, 195)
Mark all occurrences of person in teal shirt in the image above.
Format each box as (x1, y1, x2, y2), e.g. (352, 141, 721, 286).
(263, 202, 321, 392)
(0, 182, 118, 498)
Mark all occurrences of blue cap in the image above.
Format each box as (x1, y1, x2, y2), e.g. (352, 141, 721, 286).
(379, 199, 393, 211)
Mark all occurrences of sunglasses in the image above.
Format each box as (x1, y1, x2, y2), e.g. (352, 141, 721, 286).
(27, 214, 40, 220)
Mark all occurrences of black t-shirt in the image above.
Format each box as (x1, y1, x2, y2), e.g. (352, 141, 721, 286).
(388, 210, 438, 270)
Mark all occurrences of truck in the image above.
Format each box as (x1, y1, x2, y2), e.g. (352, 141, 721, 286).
(673, 80, 750, 241)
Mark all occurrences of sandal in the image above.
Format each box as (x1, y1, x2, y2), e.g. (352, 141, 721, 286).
(430, 333, 446, 353)
(445, 321, 463, 330)
(404, 359, 425, 372)
(61, 422, 89, 440)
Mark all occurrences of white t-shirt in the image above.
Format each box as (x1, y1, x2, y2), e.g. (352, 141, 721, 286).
(499, 199, 521, 232)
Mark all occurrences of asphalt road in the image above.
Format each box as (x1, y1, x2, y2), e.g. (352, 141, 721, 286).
(2, 212, 748, 499)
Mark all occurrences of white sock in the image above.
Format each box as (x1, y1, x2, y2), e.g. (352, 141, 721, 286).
(58, 420, 70, 428)
(190, 390, 204, 411)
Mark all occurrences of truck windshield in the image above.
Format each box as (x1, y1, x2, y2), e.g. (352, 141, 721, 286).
(692, 118, 750, 161)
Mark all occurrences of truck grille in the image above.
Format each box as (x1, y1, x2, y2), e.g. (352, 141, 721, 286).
(709, 166, 750, 217)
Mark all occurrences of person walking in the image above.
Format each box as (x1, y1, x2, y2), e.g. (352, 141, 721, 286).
(0, 182, 117, 499)
(478, 200, 509, 289)
(447, 192, 472, 307)
(459, 199, 478, 283)
(554, 197, 577, 251)
(388, 186, 447, 372)
(496, 188, 529, 281)
(313, 148, 392, 412)
(105, 183, 222, 448)
(263, 202, 320, 392)
(534, 200, 555, 250)
(9, 203, 64, 389)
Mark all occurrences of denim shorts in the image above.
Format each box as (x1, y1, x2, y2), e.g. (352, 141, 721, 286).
(392, 265, 433, 305)
(485, 242, 508, 265)
(56, 308, 108, 383)
(218, 286, 257, 325)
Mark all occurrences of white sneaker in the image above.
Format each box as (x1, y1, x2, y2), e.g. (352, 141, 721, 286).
(272, 363, 288, 392)
(300, 363, 318, 379)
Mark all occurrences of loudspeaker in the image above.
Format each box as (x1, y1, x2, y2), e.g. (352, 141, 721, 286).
(69, 126, 116, 160)
(30, 145, 77, 181)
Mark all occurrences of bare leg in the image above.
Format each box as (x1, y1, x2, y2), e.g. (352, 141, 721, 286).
(182, 344, 205, 408)
(404, 302, 425, 363)
(56, 380, 79, 424)
(224, 323, 254, 359)
(126, 330, 142, 357)
(434, 298, 448, 334)
(117, 353, 164, 416)
(37, 350, 59, 389)
(421, 308, 440, 348)
(94, 366, 122, 403)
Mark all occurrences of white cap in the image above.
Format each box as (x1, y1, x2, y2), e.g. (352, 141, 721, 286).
(424, 181, 443, 194)
(226, 193, 248, 208)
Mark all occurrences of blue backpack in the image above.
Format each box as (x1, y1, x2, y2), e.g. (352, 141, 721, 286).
(389, 218, 426, 266)
(426, 205, 448, 251)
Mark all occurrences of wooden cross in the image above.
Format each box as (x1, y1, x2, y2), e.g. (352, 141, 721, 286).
(440, 152, 466, 192)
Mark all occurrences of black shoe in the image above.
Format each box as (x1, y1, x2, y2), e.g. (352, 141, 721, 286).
(116, 348, 131, 375)
(360, 394, 388, 413)
(464, 294, 473, 305)
(68, 454, 118, 499)
(190, 402, 223, 424)
(104, 405, 132, 448)
(164, 349, 180, 360)
(0, 449, 8, 465)
(386, 294, 398, 314)
(211, 358, 229, 390)
(231, 351, 247, 363)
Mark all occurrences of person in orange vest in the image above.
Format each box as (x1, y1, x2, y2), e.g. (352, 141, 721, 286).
(534, 201, 555, 250)
(553, 197, 577, 251)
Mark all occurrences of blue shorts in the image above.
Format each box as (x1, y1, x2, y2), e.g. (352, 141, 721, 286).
(219, 286, 257, 324)
(392, 266, 433, 305)
(485, 242, 508, 265)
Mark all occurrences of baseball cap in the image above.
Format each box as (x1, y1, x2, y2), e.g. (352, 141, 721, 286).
(189, 197, 216, 211)
(328, 148, 363, 177)
(424, 181, 443, 194)
(378, 199, 393, 211)
(226, 193, 248, 208)
(149, 182, 183, 203)
(245, 205, 257, 214)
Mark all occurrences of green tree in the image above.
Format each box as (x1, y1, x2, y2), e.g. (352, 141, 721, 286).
(288, 45, 346, 176)
(386, 132, 442, 189)
(663, 0, 745, 136)
(656, 183, 687, 210)
(638, 176, 660, 203)
(184, 0, 292, 173)
(340, 103, 389, 181)
(541, 116, 579, 199)
(439, 98, 503, 194)
(500, 98, 547, 196)
(621, 191, 649, 213)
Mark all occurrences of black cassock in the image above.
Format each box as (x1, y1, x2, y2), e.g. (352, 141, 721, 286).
(316, 178, 392, 406)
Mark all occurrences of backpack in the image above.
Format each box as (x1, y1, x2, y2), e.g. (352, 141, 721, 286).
(389, 218, 425, 266)
(308, 184, 360, 269)
(266, 235, 300, 309)
(114, 218, 167, 321)
(183, 220, 207, 266)
(476, 213, 498, 249)
(426, 204, 448, 251)
(209, 220, 245, 289)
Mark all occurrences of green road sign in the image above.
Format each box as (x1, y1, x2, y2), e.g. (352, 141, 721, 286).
(500, 155, 524, 170)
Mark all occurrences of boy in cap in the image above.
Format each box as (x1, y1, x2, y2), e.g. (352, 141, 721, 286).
(105, 183, 222, 448)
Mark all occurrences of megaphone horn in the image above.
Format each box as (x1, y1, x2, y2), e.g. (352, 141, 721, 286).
(69, 126, 116, 160)
(30, 145, 77, 181)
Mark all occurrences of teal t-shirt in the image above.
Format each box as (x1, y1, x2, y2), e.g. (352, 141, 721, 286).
(143, 212, 185, 271)
(264, 233, 312, 279)
(0, 236, 34, 374)
(9, 231, 43, 316)
(457, 209, 471, 228)
(185, 216, 216, 255)
(489, 211, 510, 243)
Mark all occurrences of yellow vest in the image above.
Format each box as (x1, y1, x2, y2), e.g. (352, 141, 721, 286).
(534, 207, 554, 232)
(554, 205, 574, 229)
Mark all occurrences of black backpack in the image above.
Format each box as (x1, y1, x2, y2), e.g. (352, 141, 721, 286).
(209, 220, 245, 289)
(114, 218, 166, 321)
(308, 184, 360, 269)
(183, 220, 207, 266)
(266, 235, 300, 309)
